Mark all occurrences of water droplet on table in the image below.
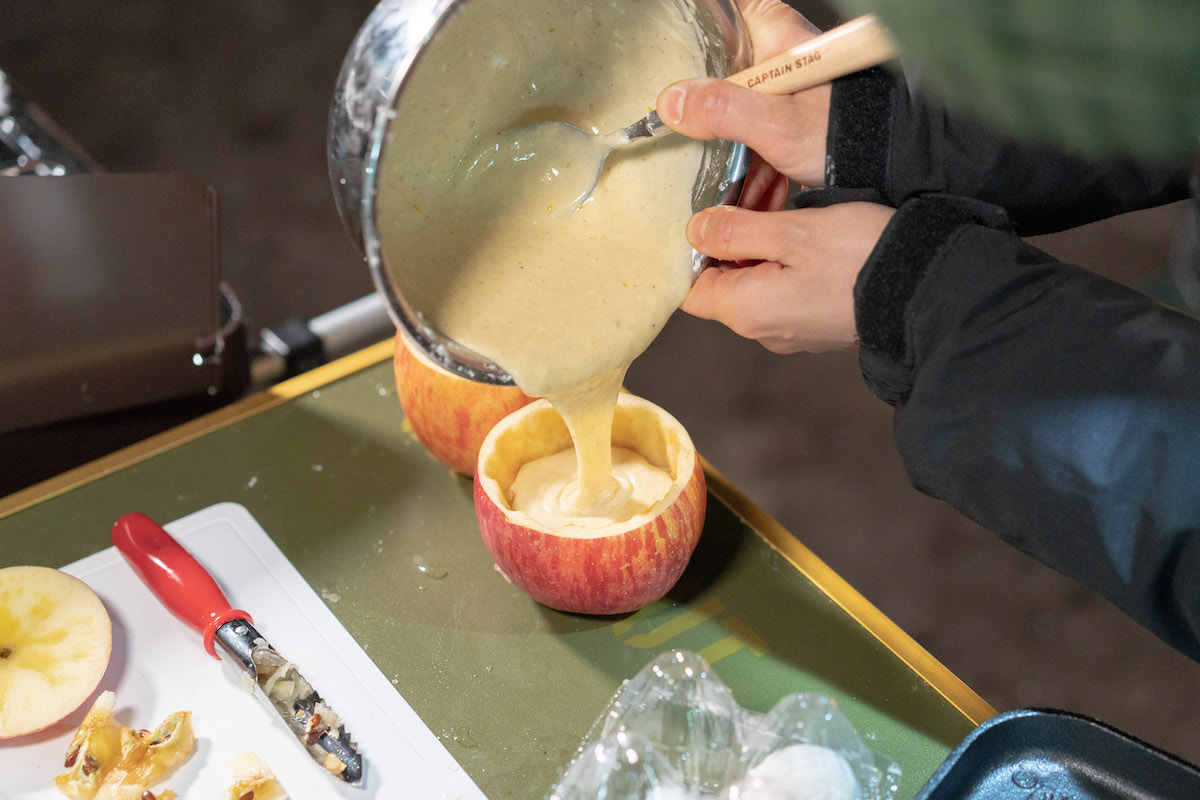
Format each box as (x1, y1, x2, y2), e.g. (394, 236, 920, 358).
(413, 554, 449, 579)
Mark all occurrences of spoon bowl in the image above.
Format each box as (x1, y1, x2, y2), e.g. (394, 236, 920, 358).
(452, 120, 615, 213)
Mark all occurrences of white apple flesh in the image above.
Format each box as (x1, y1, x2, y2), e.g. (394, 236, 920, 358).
(0, 565, 112, 739)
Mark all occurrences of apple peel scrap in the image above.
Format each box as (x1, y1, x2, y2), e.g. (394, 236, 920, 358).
(226, 751, 289, 800)
(54, 690, 195, 800)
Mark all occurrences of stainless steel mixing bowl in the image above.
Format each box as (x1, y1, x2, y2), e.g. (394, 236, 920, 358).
(328, 0, 752, 384)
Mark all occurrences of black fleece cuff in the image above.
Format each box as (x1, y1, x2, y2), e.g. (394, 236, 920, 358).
(854, 195, 1010, 404)
(826, 66, 895, 189)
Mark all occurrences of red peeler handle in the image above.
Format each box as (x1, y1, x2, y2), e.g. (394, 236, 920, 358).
(112, 512, 252, 659)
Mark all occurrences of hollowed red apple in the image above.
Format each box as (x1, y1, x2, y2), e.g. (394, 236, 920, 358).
(0, 566, 112, 739)
(393, 331, 534, 475)
(474, 393, 706, 615)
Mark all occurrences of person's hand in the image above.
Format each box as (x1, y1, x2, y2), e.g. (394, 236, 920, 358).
(656, 0, 831, 191)
(680, 202, 895, 354)
(657, 0, 890, 354)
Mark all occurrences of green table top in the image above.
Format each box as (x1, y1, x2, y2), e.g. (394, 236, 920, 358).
(0, 340, 992, 798)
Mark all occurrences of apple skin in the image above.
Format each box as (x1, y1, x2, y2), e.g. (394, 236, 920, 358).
(393, 332, 534, 476)
(473, 396, 706, 615)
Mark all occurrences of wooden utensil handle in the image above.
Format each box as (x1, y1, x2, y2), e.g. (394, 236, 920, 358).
(726, 14, 896, 95)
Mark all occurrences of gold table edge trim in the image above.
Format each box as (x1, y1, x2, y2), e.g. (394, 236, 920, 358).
(701, 459, 996, 726)
(0, 339, 398, 518)
(0, 336, 995, 726)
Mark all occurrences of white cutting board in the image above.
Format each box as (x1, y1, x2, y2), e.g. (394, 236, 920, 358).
(0, 501, 486, 799)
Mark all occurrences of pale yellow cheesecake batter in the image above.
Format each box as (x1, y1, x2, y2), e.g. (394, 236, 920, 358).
(510, 445, 676, 530)
(377, 0, 704, 523)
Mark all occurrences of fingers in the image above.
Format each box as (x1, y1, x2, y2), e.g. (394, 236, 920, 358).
(680, 262, 773, 330)
(654, 0, 829, 184)
(686, 204, 800, 265)
(734, 153, 792, 209)
(657, 78, 795, 145)
(681, 209, 814, 351)
(656, 78, 829, 185)
(765, 171, 790, 210)
(681, 261, 851, 354)
(679, 202, 897, 354)
(738, 0, 821, 59)
(688, 203, 893, 267)
(738, 154, 776, 211)
(734, 160, 789, 266)
(737, 154, 789, 212)
(757, 170, 791, 212)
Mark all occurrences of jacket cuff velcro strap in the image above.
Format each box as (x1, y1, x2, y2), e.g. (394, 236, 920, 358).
(854, 194, 1009, 403)
(826, 66, 894, 189)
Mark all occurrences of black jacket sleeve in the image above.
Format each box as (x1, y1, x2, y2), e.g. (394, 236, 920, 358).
(827, 68, 1192, 236)
(850, 194, 1200, 661)
(817, 66, 1200, 660)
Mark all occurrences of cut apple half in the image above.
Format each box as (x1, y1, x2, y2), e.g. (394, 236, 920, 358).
(0, 565, 113, 739)
(474, 393, 706, 615)
(394, 331, 534, 475)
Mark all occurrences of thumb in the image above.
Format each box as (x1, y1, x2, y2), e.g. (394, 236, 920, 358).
(656, 77, 828, 184)
(657, 78, 788, 147)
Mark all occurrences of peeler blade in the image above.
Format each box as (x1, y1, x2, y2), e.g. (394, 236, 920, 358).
(215, 619, 365, 784)
(113, 512, 365, 785)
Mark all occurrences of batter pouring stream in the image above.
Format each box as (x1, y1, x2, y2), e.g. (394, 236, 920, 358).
(377, 0, 705, 521)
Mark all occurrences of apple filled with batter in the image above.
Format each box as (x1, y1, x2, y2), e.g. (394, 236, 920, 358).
(474, 393, 706, 615)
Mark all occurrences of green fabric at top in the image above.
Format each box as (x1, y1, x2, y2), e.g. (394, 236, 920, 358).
(836, 0, 1200, 165)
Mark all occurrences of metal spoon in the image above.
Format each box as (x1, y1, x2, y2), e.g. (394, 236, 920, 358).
(455, 14, 896, 211)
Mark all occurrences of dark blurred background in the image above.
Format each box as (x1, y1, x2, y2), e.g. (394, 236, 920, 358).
(2, 0, 1197, 769)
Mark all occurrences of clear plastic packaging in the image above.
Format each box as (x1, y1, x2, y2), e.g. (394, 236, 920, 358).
(549, 650, 902, 800)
